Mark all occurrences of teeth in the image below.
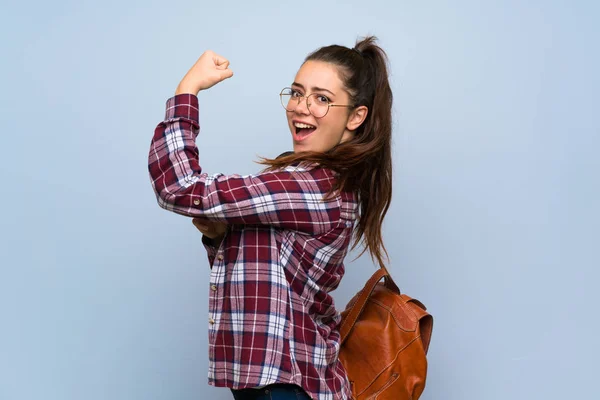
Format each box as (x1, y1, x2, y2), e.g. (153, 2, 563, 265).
(294, 122, 316, 129)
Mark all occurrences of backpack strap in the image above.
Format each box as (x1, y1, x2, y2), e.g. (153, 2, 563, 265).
(340, 267, 400, 345)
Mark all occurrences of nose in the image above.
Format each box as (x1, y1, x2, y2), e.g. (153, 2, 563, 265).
(292, 96, 311, 115)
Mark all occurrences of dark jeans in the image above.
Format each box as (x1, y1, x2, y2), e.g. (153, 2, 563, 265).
(230, 383, 311, 400)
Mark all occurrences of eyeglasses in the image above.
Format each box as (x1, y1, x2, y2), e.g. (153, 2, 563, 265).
(279, 87, 355, 118)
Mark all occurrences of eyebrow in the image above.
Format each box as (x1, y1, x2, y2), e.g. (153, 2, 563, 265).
(291, 82, 335, 96)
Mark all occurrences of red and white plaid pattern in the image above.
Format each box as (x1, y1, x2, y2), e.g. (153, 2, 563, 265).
(148, 94, 357, 400)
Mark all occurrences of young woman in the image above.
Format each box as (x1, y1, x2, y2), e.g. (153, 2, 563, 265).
(148, 36, 393, 400)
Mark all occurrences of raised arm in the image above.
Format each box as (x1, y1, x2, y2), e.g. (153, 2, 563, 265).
(148, 51, 342, 235)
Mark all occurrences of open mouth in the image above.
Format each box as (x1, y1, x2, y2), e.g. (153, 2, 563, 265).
(293, 122, 317, 141)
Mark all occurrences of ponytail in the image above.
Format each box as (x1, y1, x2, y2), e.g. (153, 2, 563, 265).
(258, 36, 394, 270)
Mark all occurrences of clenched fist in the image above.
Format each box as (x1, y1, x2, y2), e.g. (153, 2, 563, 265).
(175, 50, 233, 96)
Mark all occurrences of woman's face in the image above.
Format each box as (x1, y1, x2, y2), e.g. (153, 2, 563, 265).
(286, 60, 361, 153)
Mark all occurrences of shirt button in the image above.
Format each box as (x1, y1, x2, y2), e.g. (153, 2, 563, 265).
(193, 199, 200, 206)
(217, 255, 223, 260)
(211, 285, 217, 291)
(209, 317, 215, 325)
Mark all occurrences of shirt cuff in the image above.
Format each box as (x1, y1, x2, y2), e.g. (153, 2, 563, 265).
(165, 94, 199, 121)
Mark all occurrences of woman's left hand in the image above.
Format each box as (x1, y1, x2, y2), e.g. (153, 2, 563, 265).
(192, 217, 228, 240)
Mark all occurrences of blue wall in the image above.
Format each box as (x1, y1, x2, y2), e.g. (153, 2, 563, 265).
(1, 1, 598, 399)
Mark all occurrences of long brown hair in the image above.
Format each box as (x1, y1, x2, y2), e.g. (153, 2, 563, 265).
(256, 35, 393, 269)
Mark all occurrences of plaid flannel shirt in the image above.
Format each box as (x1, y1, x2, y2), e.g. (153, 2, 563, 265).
(148, 94, 357, 400)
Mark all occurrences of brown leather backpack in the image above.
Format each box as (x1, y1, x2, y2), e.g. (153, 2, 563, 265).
(339, 267, 433, 400)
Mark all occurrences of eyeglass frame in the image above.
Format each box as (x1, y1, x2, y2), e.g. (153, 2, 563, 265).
(279, 87, 356, 118)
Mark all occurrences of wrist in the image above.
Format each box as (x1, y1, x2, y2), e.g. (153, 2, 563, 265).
(175, 83, 200, 96)
(203, 233, 225, 244)
(214, 234, 225, 245)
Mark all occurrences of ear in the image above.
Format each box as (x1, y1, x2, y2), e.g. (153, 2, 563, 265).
(346, 105, 368, 131)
